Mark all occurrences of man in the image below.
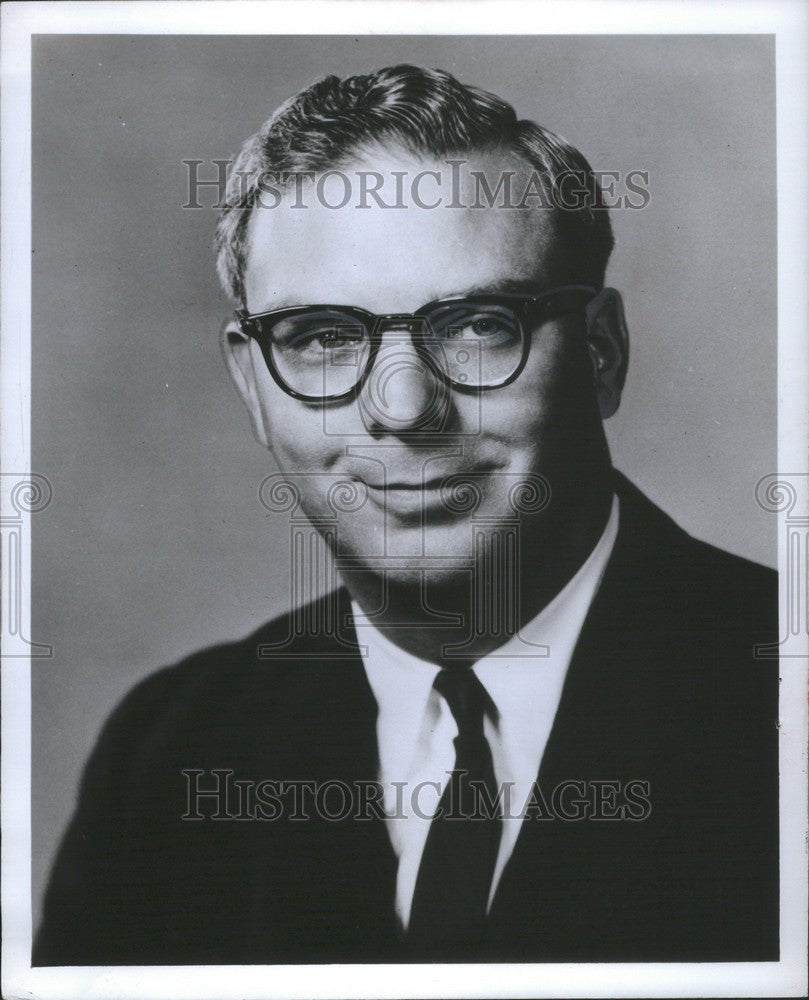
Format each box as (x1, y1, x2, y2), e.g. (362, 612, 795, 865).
(35, 64, 779, 965)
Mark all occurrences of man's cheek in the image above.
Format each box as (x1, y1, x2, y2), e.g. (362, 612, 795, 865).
(480, 390, 551, 447)
(264, 405, 332, 469)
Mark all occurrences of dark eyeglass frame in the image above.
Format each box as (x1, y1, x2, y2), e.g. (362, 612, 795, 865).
(236, 284, 597, 402)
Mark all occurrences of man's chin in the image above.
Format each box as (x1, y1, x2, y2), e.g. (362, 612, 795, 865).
(334, 517, 478, 567)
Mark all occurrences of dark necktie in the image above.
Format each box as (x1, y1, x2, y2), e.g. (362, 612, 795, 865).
(406, 668, 502, 953)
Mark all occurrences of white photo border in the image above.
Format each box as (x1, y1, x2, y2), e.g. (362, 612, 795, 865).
(2, 2, 807, 998)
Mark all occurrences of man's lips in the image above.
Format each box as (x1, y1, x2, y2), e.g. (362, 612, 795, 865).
(363, 476, 448, 491)
(355, 461, 502, 491)
(357, 470, 497, 519)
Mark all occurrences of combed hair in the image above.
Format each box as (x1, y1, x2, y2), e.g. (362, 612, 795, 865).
(215, 65, 614, 304)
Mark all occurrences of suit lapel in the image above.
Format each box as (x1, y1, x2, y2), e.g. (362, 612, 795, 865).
(487, 479, 683, 957)
(274, 590, 401, 956)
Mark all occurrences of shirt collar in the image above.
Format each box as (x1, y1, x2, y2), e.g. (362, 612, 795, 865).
(352, 605, 441, 782)
(354, 494, 620, 779)
(473, 494, 620, 766)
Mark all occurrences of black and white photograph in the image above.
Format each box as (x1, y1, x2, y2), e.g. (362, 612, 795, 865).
(2, 2, 807, 998)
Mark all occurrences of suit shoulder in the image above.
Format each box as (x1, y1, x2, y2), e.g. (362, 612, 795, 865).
(615, 472, 776, 604)
(678, 531, 776, 617)
(93, 592, 358, 756)
(103, 615, 280, 724)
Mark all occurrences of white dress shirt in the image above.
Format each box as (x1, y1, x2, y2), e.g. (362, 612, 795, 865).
(353, 495, 620, 930)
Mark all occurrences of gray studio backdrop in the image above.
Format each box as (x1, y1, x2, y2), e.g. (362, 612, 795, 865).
(32, 34, 776, 929)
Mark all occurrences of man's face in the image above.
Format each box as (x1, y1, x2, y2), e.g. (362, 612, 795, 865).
(226, 148, 617, 580)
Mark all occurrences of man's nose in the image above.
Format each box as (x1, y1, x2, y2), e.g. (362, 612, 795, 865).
(359, 326, 448, 434)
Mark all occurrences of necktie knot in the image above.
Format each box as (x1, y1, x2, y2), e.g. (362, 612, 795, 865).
(433, 668, 491, 741)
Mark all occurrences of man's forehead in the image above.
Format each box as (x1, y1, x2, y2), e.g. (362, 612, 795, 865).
(243, 149, 559, 313)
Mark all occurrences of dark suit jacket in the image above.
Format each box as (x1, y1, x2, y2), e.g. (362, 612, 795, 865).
(34, 475, 779, 964)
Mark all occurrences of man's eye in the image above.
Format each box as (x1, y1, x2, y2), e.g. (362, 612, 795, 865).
(315, 328, 364, 348)
(467, 317, 503, 337)
(282, 325, 365, 352)
(444, 315, 515, 341)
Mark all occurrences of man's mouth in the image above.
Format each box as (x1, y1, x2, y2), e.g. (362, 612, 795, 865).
(360, 471, 492, 519)
(365, 476, 447, 491)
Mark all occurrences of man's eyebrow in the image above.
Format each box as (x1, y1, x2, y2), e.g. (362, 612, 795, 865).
(248, 298, 299, 313)
(444, 278, 546, 298)
(248, 279, 550, 314)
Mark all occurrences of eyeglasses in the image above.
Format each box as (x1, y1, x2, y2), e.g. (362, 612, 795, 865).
(236, 284, 596, 402)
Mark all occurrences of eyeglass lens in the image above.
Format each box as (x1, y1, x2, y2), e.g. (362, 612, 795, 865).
(268, 303, 524, 398)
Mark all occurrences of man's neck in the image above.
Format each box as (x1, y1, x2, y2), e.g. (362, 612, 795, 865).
(344, 466, 615, 666)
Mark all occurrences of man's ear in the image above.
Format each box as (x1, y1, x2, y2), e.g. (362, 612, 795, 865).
(584, 288, 629, 420)
(219, 315, 272, 449)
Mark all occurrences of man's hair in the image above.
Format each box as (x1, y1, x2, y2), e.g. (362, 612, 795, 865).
(215, 64, 614, 304)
